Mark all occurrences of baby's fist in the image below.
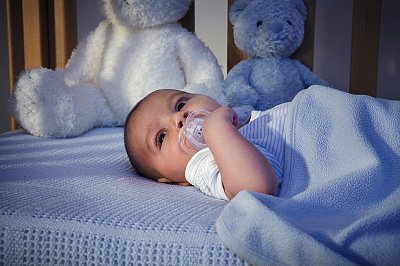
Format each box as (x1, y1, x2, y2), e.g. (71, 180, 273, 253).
(204, 107, 239, 131)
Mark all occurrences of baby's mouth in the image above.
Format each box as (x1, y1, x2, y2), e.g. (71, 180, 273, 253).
(178, 110, 210, 154)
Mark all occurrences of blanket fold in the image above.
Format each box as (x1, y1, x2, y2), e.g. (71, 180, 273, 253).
(216, 86, 400, 265)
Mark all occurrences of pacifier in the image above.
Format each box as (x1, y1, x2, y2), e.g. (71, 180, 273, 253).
(179, 110, 210, 154)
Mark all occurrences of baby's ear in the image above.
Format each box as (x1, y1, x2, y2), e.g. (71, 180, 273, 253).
(158, 177, 173, 183)
(176, 182, 191, 187)
(157, 178, 191, 186)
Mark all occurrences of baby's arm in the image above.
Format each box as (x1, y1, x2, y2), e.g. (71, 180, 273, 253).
(203, 107, 277, 199)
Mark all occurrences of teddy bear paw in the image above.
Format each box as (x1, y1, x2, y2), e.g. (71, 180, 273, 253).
(10, 68, 79, 138)
(233, 105, 254, 124)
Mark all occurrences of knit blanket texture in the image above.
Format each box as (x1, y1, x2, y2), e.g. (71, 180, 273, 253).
(216, 86, 400, 265)
(0, 128, 243, 265)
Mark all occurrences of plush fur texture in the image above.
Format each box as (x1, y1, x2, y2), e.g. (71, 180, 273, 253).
(224, 0, 329, 122)
(10, 0, 226, 138)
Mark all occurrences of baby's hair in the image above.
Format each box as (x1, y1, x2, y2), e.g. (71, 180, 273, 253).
(124, 96, 158, 181)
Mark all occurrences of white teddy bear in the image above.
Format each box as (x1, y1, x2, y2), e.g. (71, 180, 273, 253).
(10, 0, 226, 138)
(224, 0, 329, 122)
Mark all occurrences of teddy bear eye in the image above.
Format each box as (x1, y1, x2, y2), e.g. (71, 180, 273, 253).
(256, 21, 263, 27)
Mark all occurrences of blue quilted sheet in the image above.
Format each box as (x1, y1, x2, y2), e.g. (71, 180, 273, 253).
(0, 128, 244, 265)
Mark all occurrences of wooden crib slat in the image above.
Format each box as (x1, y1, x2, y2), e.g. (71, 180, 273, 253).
(350, 0, 381, 97)
(227, 0, 248, 72)
(21, 0, 77, 70)
(6, 0, 24, 84)
(48, 0, 77, 69)
(292, 0, 316, 70)
(21, 0, 50, 69)
(6, 0, 24, 131)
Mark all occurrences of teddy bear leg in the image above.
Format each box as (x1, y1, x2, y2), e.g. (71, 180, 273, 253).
(68, 83, 117, 130)
(10, 68, 114, 138)
(225, 80, 259, 108)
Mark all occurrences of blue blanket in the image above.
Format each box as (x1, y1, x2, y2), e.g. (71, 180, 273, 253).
(216, 86, 400, 265)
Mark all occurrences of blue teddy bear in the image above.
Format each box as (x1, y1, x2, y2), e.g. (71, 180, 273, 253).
(224, 0, 329, 122)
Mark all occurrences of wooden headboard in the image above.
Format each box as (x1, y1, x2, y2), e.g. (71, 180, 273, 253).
(6, 0, 382, 131)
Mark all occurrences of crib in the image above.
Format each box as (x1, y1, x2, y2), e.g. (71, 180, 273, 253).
(1, 0, 399, 265)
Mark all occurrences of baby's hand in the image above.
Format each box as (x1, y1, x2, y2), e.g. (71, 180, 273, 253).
(202, 106, 277, 199)
(203, 107, 240, 134)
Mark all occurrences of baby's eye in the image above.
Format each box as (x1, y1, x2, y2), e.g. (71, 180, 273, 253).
(176, 98, 187, 111)
(157, 131, 166, 148)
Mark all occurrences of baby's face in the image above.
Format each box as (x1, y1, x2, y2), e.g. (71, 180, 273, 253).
(126, 89, 221, 183)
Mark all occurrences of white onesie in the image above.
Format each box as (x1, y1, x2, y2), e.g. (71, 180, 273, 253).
(185, 102, 290, 200)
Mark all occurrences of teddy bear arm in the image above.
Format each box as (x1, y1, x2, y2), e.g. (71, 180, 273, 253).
(294, 60, 330, 88)
(224, 61, 259, 107)
(64, 22, 110, 85)
(175, 31, 224, 88)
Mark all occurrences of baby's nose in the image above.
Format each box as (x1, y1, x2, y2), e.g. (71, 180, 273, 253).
(175, 111, 189, 129)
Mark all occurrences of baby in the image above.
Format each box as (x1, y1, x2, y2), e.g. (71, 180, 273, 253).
(124, 89, 289, 200)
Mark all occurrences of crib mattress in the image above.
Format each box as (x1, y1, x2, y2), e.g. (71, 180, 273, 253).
(0, 128, 244, 265)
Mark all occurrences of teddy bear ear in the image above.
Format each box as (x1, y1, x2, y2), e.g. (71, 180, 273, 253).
(229, 0, 252, 24)
(294, 0, 307, 19)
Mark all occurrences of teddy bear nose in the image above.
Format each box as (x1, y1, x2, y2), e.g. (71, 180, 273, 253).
(270, 22, 283, 33)
(256, 21, 263, 27)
